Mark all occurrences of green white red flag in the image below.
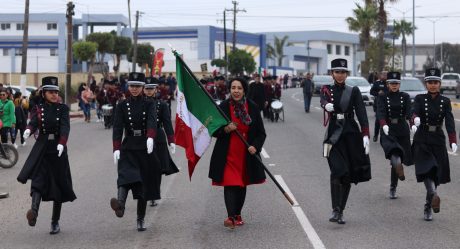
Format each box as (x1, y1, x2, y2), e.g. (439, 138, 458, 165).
(174, 52, 228, 179)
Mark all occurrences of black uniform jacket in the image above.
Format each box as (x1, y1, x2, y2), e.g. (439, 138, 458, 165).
(320, 83, 370, 143)
(113, 96, 157, 151)
(209, 99, 266, 184)
(247, 82, 266, 111)
(376, 91, 411, 137)
(18, 102, 70, 184)
(412, 93, 457, 146)
(370, 80, 388, 112)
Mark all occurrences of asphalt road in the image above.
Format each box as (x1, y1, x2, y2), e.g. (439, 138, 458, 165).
(0, 89, 459, 249)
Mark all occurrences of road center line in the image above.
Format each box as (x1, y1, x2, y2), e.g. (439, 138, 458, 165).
(315, 107, 321, 110)
(261, 147, 270, 158)
(274, 175, 326, 249)
(455, 119, 460, 122)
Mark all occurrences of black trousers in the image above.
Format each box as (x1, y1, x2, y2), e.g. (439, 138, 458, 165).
(224, 186, 247, 217)
(0, 127, 11, 143)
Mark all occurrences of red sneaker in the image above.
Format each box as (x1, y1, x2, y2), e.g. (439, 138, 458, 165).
(224, 217, 235, 229)
(235, 215, 244, 226)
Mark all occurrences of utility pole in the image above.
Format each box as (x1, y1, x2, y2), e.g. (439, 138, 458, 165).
(132, 11, 140, 73)
(65, 1, 75, 106)
(128, 0, 132, 28)
(223, 10, 228, 79)
(411, 0, 415, 76)
(20, 0, 30, 93)
(226, 1, 246, 51)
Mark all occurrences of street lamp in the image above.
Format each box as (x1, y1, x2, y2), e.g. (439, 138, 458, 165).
(421, 17, 444, 68)
(306, 40, 311, 73)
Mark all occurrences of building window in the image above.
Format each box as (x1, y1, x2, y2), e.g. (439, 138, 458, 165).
(3, 49, 9, 56)
(344, 46, 350, 56)
(327, 44, 332, 54)
(190, 41, 197, 51)
(47, 23, 57, 30)
(16, 23, 24, 30)
(15, 48, 23, 56)
(336, 45, 341, 55)
(50, 48, 58, 56)
(1, 23, 11, 30)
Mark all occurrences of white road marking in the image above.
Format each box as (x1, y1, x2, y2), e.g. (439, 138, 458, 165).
(261, 147, 270, 158)
(268, 163, 276, 167)
(315, 107, 321, 110)
(275, 175, 326, 249)
(455, 119, 460, 122)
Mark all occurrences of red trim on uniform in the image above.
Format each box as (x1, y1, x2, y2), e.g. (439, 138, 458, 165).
(167, 134, 175, 144)
(58, 135, 68, 146)
(379, 119, 387, 126)
(146, 128, 156, 139)
(113, 140, 121, 151)
(448, 133, 457, 145)
(361, 126, 370, 137)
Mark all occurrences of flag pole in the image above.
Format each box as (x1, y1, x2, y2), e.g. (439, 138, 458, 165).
(172, 48, 295, 206)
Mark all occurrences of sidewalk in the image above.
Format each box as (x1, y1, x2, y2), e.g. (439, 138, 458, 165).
(69, 102, 84, 119)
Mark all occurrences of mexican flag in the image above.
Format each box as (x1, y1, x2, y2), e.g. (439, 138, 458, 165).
(174, 53, 228, 179)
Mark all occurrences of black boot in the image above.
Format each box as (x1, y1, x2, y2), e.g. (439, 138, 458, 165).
(337, 184, 351, 225)
(27, 192, 41, 227)
(50, 202, 61, 235)
(150, 200, 157, 207)
(329, 181, 341, 222)
(424, 203, 433, 221)
(424, 179, 440, 213)
(110, 187, 128, 218)
(137, 199, 147, 231)
(390, 155, 405, 181)
(389, 167, 398, 199)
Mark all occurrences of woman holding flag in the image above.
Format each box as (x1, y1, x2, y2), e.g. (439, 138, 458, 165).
(209, 78, 267, 229)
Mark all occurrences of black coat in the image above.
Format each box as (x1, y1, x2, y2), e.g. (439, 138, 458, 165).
(370, 80, 388, 112)
(412, 93, 456, 184)
(376, 91, 413, 165)
(17, 102, 76, 203)
(247, 82, 266, 111)
(209, 99, 266, 184)
(320, 83, 371, 183)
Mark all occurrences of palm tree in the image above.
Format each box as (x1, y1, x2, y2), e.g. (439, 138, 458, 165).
(375, 0, 399, 72)
(266, 35, 292, 67)
(346, 2, 378, 78)
(394, 20, 415, 75)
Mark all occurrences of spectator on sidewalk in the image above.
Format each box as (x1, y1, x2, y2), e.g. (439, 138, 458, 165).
(81, 84, 94, 123)
(0, 88, 16, 145)
(13, 92, 27, 147)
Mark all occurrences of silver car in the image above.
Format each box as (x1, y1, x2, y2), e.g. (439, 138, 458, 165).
(313, 75, 333, 94)
(399, 77, 426, 103)
(346, 77, 373, 105)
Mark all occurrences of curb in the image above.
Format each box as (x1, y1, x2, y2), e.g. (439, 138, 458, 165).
(452, 102, 460, 109)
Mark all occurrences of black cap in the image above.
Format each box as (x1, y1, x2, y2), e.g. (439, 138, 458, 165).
(387, 71, 401, 83)
(331, 58, 348, 71)
(144, 77, 158, 89)
(424, 68, 441, 82)
(127, 72, 145, 86)
(215, 76, 225, 81)
(41, 76, 59, 91)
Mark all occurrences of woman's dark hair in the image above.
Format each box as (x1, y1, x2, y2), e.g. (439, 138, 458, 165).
(228, 77, 248, 93)
(13, 91, 21, 99)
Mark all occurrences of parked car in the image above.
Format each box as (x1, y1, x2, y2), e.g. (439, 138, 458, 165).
(313, 75, 333, 94)
(7, 85, 37, 98)
(399, 77, 426, 103)
(346, 77, 373, 105)
(440, 73, 460, 94)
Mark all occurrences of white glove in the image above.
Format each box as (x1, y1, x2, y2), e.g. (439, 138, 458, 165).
(451, 143, 458, 153)
(325, 103, 334, 112)
(113, 150, 120, 165)
(23, 129, 31, 140)
(169, 143, 176, 154)
(414, 117, 420, 127)
(382, 125, 389, 136)
(411, 125, 417, 135)
(147, 138, 154, 154)
(363, 136, 370, 155)
(57, 144, 64, 157)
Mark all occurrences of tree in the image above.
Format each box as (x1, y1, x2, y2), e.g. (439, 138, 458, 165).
(73, 41, 98, 85)
(228, 49, 256, 76)
(375, 0, 399, 72)
(393, 19, 415, 75)
(211, 58, 227, 70)
(266, 35, 292, 67)
(346, 2, 378, 78)
(435, 43, 460, 73)
(367, 37, 393, 72)
(86, 32, 115, 78)
(109, 31, 132, 77)
(128, 43, 154, 74)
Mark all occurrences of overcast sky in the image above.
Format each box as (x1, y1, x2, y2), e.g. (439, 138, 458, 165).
(2, 0, 459, 44)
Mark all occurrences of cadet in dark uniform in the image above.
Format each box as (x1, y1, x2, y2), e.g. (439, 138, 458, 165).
(376, 72, 413, 199)
(411, 68, 457, 221)
(370, 71, 388, 142)
(110, 72, 158, 231)
(247, 74, 266, 117)
(215, 76, 228, 101)
(320, 58, 371, 225)
(18, 76, 76, 235)
(144, 77, 179, 207)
